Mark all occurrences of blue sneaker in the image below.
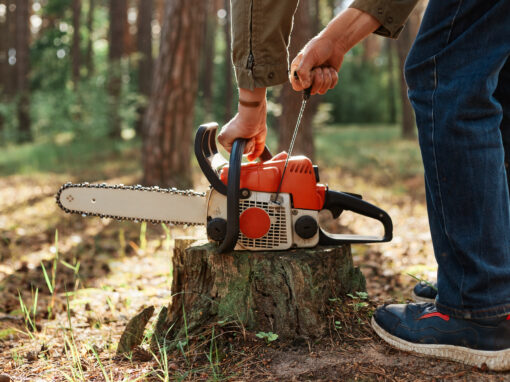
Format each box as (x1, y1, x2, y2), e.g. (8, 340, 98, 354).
(411, 281, 437, 303)
(372, 303, 510, 371)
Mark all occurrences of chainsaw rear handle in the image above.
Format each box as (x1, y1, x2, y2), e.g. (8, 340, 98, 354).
(319, 190, 393, 244)
(194, 123, 272, 197)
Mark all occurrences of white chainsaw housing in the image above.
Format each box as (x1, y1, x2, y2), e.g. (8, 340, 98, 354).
(206, 189, 319, 251)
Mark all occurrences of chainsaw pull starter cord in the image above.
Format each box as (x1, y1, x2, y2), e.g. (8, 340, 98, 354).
(272, 76, 312, 205)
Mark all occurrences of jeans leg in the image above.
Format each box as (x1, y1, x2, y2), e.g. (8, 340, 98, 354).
(405, 0, 510, 319)
(495, 59, 510, 191)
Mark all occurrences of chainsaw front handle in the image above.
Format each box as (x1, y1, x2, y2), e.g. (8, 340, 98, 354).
(194, 123, 272, 197)
(217, 137, 246, 253)
(319, 190, 393, 244)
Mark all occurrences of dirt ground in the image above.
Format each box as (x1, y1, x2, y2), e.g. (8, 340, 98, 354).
(1, 166, 509, 381)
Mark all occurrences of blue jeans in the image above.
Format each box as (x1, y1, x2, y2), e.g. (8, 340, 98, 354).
(405, 0, 510, 319)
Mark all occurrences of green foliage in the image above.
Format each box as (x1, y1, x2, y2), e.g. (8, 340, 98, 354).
(315, 125, 423, 183)
(323, 45, 399, 124)
(255, 331, 279, 344)
(347, 291, 369, 312)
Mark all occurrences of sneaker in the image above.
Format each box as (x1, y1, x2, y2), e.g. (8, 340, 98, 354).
(411, 281, 437, 303)
(371, 302, 510, 371)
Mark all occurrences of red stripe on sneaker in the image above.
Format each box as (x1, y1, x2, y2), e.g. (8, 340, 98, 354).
(419, 312, 450, 321)
(507, 314, 510, 320)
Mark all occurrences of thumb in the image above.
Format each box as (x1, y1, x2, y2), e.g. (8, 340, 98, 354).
(295, 51, 316, 89)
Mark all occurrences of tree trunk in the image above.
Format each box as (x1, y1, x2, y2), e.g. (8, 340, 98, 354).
(396, 25, 415, 139)
(277, 0, 316, 160)
(387, 40, 397, 124)
(150, 238, 365, 350)
(396, 1, 424, 139)
(223, 0, 233, 122)
(16, 0, 31, 143)
(85, 0, 95, 77)
(142, 0, 206, 188)
(200, 0, 217, 117)
(5, 0, 17, 97)
(0, 0, 7, 134)
(0, 0, 8, 93)
(108, 0, 127, 138)
(135, 0, 153, 135)
(72, 0, 82, 85)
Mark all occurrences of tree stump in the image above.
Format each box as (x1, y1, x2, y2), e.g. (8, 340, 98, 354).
(151, 237, 365, 349)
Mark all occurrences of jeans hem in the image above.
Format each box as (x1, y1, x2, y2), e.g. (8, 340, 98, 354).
(436, 300, 510, 319)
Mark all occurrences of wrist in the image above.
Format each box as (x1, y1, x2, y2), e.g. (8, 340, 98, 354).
(239, 87, 267, 103)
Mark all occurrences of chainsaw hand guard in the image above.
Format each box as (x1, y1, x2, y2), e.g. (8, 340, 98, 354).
(319, 190, 393, 244)
(195, 123, 272, 197)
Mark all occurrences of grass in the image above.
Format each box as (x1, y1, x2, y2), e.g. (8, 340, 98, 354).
(315, 124, 423, 184)
(0, 134, 140, 177)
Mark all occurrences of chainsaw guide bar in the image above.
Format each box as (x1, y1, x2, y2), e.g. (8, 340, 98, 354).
(56, 182, 206, 226)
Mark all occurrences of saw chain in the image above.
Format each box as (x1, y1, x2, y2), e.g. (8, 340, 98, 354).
(56, 182, 206, 226)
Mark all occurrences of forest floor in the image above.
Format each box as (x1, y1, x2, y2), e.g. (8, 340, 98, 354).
(1, 127, 509, 381)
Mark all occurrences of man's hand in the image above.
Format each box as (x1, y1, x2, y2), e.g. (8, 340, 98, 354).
(290, 37, 341, 94)
(290, 8, 381, 94)
(218, 88, 267, 162)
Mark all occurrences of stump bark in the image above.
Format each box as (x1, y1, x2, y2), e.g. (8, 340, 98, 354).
(151, 238, 365, 349)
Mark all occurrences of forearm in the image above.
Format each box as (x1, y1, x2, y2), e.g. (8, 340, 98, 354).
(320, 8, 381, 57)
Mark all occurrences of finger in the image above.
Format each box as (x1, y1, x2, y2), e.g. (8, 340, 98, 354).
(290, 54, 305, 91)
(295, 48, 318, 89)
(218, 122, 237, 153)
(330, 68, 339, 89)
(247, 130, 267, 162)
(244, 139, 255, 156)
(311, 68, 323, 95)
(217, 131, 233, 153)
(318, 68, 332, 94)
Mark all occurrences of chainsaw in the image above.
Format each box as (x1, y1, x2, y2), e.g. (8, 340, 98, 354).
(56, 123, 392, 253)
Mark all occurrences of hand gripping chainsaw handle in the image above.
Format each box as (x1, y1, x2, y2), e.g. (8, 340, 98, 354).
(194, 123, 272, 196)
(194, 123, 272, 253)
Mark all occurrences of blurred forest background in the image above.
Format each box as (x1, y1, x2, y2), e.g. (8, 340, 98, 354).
(0, 0, 425, 187)
(1, 1, 463, 380)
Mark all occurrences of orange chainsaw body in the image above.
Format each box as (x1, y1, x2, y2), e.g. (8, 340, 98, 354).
(219, 152, 326, 211)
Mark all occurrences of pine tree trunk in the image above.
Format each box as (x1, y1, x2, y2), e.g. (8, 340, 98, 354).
(72, 0, 82, 85)
(0, 0, 7, 134)
(85, 0, 95, 77)
(150, 238, 365, 350)
(142, 0, 206, 188)
(136, 0, 153, 135)
(396, 1, 424, 139)
(16, 0, 31, 143)
(200, 0, 217, 117)
(223, 0, 233, 122)
(108, 0, 127, 138)
(396, 24, 415, 140)
(0, 0, 8, 92)
(5, 0, 17, 97)
(277, 0, 315, 160)
(387, 40, 397, 124)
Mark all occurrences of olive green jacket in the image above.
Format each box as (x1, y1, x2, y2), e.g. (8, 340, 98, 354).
(231, 0, 419, 90)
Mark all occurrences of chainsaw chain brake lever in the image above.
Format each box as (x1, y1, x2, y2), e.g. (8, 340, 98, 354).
(319, 190, 393, 244)
(195, 123, 272, 197)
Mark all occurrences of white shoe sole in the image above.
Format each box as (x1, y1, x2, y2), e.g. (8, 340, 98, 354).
(371, 316, 510, 371)
(411, 290, 435, 304)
